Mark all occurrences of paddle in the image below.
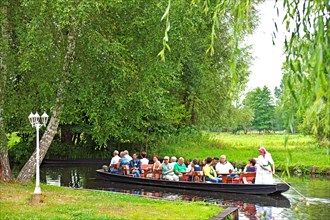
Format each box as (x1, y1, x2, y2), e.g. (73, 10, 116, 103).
(273, 173, 310, 206)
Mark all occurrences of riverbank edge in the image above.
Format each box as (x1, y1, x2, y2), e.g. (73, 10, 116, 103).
(0, 182, 223, 219)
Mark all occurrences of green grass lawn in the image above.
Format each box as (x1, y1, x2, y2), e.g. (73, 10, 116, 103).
(0, 182, 221, 220)
(156, 132, 330, 173)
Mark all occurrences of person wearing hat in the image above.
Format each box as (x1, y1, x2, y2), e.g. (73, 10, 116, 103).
(162, 156, 179, 181)
(109, 150, 120, 173)
(255, 147, 275, 184)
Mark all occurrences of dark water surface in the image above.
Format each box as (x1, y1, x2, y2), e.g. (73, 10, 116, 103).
(40, 162, 330, 220)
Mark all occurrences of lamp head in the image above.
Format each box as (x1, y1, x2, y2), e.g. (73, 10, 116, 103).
(28, 112, 35, 126)
(41, 112, 49, 126)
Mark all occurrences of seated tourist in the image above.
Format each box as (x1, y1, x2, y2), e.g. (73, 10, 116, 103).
(186, 159, 201, 181)
(162, 156, 179, 181)
(186, 160, 192, 173)
(201, 158, 207, 167)
(244, 158, 256, 172)
(147, 155, 161, 178)
(242, 158, 257, 184)
(129, 153, 141, 178)
(140, 151, 149, 165)
(124, 150, 133, 161)
(170, 156, 177, 167)
(212, 157, 219, 170)
(203, 157, 221, 183)
(109, 150, 120, 173)
(173, 157, 187, 180)
(119, 151, 131, 174)
(216, 155, 234, 176)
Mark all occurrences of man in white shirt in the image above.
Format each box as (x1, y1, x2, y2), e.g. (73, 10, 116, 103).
(109, 150, 120, 173)
(124, 150, 133, 161)
(215, 155, 234, 174)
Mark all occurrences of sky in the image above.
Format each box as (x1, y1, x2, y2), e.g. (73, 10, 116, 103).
(245, 0, 286, 94)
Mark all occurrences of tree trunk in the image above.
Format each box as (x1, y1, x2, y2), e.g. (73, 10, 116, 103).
(17, 28, 77, 182)
(0, 0, 13, 182)
(16, 109, 61, 182)
(0, 149, 12, 182)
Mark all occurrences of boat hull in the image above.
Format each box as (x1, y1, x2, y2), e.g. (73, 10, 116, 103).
(96, 169, 289, 195)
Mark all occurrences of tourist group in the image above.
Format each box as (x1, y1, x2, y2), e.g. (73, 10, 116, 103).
(106, 147, 275, 184)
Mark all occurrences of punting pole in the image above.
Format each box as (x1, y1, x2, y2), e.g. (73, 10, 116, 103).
(274, 173, 309, 203)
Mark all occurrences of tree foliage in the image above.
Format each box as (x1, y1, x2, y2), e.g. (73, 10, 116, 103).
(277, 0, 330, 141)
(1, 0, 261, 180)
(3, 0, 260, 148)
(243, 86, 275, 132)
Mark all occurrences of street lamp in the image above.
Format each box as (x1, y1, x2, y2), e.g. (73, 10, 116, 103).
(28, 112, 49, 195)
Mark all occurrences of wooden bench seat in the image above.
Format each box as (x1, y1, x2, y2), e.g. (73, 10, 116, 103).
(239, 172, 256, 184)
(110, 163, 120, 169)
(192, 171, 204, 182)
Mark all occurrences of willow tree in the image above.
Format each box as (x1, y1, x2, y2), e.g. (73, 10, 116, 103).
(2, 0, 261, 182)
(278, 0, 329, 142)
(158, 0, 260, 129)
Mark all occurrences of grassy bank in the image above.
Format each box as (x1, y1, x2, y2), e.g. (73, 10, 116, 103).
(0, 182, 221, 220)
(156, 132, 330, 174)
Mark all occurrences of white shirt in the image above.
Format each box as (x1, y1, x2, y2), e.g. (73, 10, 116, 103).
(215, 161, 234, 174)
(140, 158, 149, 165)
(110, 155, 120, 166)
(186, 163, 192, 173)
(125, 155, 133, 161)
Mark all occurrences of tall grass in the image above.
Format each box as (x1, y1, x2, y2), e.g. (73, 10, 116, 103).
(156, 132, 329, 173)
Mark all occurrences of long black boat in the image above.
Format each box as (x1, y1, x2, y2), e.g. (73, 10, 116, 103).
(96, 169, 289, 195)
(96, 179, 291, 208)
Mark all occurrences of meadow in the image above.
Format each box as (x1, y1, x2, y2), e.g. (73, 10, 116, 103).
(7, 132, 329, 174)
(156, 132, 330, 174)
(0, 182, 221, 220)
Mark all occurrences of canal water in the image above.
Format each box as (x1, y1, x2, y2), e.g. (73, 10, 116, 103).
(40, 162, 330, 220)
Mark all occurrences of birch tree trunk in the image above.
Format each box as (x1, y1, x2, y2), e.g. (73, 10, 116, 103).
(17, 29, 77, 182)
(0, 0, 13, 182)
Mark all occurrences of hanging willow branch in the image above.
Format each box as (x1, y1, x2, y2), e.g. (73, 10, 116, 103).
(157, 0, 171, 62)
(279, 0, 329, 140)
(158, 0, 255, 87)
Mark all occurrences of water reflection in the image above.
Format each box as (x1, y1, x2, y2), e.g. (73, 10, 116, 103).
(46, 175, 61, 186)
(69, 169, 82, 188)
(255, 206, 272, 220)
(40, 163, 330, 220)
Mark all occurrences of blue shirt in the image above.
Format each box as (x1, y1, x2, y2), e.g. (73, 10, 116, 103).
(162, 163, 174, 175)
(246, 166, 256, 172)
(129, 159, 141, 171)
(120, 156, 130, 166)
(193, 165, 201, 171)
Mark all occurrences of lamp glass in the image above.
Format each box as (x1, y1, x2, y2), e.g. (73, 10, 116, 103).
(28, 112, 35, 125)
(35, 112, 40, 123)
(41, 112, 49, 125)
